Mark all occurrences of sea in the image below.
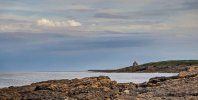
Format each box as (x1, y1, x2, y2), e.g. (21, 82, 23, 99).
(0, 72, 178, 88)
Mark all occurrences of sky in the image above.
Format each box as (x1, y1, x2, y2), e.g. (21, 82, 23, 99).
(0, 0, 198, 72)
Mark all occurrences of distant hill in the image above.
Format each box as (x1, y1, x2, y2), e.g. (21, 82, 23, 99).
(88, 60, 198, 73)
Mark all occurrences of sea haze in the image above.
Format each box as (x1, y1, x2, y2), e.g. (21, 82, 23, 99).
(0, 72, 177, 88)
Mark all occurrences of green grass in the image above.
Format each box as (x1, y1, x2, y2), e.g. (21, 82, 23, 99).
(141, 60, 198, 66)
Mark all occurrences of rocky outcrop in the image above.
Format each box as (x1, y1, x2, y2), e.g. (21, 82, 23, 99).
(179, 66, 198, 78)
(0, 76, 121, 100)
(134, 66, 198, 100)
(0, 66, 198, 100)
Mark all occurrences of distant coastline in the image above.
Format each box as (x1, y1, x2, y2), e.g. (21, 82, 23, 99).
(89, 60, 198, 73)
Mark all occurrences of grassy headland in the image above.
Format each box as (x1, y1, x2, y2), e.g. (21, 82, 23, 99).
(89, 60, 198, 73)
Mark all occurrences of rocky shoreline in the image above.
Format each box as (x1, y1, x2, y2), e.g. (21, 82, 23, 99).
(0, 66, 198, 100)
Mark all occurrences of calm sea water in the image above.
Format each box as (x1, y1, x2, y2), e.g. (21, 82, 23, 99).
(0, 72, 178, 88)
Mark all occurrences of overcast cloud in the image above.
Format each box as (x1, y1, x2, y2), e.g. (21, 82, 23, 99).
(0, 0, 198, 71)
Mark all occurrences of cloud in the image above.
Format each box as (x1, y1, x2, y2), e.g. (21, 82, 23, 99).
(0, 23, 36, 32)
(88, 24, 171, 33)
(179, 0, 198, 10)
(66, 4, 95, 12)
(37, 18, 82, 27)
(67, 20, 82, 27)
(94, 13, 130, 19)
(164, 12, 198, 33)
(0, 0, 198, 35)
(0, 18, 82, 33)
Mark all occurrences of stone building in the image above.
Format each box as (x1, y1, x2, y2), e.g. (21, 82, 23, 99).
(133, 61, 138, 66)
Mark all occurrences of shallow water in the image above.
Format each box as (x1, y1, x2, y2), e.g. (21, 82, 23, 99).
(0, 72, 178, 88)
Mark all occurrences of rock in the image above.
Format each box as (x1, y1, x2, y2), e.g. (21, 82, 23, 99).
(0, 76, 119, 100)
(124, 90, 130, 94)
(117, 83, 137, 92)
(136, 66, 198, 99)
(0, 90, 21, 100)
(179, 66, 198, 78)
(0, 66, 198, 100)
(147, 76, 178, 85)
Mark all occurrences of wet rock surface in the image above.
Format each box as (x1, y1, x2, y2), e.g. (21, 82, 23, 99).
(0, 66, 197, 100)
